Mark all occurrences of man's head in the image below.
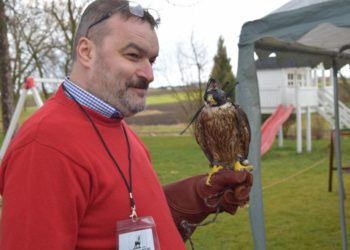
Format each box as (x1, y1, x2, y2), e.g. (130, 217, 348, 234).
(70, 0, 160, 117)
(72, 0, 159, 61)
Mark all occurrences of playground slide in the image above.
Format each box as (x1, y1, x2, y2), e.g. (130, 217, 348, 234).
(261, 104, 294, 156)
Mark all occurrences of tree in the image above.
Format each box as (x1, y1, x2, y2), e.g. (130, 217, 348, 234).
(44, 0, 84, 76)
(6, 0, 85, 99)
(210, 36, 236, 102)
(0, 0, 86, 132)
(0, 0, 14, 132)
(7, 0, 56, 98)
(175, 32, 209, 119)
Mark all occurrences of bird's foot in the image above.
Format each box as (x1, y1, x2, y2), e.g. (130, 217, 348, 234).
(206, 165, 224, 186)
(234, 161, 254, 171)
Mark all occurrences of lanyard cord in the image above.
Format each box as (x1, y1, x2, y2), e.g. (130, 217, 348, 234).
(62, 85, 136, 218)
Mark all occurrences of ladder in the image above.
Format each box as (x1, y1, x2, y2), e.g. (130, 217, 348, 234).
(0, 77, 44, 160)
(317, 88, 350, 129)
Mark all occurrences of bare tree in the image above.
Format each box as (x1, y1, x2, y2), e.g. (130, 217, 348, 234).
(6, 0, 86, 99)
(44, 0, 85, 76)
(174, 32, 209, 119)
(7, 0, 56, 97)
(0, 0, 14, 132)
(0, 0, 87, 132)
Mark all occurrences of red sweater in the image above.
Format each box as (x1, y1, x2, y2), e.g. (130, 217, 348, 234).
(0, 86, 185, 250)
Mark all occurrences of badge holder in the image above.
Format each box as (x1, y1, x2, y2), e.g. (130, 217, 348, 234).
(117, 207, 160, 250)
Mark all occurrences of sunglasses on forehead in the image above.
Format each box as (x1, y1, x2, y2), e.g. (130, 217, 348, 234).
(85, 1, 161, 37)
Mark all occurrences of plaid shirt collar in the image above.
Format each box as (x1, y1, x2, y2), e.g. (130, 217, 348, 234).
(62, 77, 123, 119)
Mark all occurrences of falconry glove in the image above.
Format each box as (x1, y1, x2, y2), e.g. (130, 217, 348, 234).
(163, 168, 253, 241)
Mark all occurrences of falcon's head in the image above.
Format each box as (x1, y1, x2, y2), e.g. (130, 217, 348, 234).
(204, 78, 227, 107)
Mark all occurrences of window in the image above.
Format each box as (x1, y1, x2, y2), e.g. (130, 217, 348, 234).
(288, 73, 294, 87)
(288, 71, 306, 87)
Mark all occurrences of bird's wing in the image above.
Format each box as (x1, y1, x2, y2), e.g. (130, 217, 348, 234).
(194, 103, 240, 167)
(233, 104, 251, 161)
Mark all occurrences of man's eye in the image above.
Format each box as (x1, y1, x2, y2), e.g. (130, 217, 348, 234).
(127, 53, 140, 60)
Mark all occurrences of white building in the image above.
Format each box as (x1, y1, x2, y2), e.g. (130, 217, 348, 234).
(256, 57, 350, 153)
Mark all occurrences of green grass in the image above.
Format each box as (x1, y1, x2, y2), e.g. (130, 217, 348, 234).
(130, 124, 189, 136)
(146, 92, 188, 105)
(19, 106, 38, 124)
(13, 92, 184, 124)
(2, 118, 348, 249)
(4, 95, 350, 249)
(142, 136, 350, 250)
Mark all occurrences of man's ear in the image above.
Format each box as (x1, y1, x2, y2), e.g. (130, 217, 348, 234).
(76, 37, 95, 68)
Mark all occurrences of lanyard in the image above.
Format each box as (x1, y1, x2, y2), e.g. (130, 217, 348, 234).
(62, 85, 137, 220)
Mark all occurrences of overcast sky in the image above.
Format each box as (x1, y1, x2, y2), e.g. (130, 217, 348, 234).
(136, 0, 290, 87)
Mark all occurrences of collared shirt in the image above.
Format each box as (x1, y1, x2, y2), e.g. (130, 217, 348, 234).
(62, 77, 123, 119)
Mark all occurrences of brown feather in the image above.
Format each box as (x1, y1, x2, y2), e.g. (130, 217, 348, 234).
(194, 102, 250, 168)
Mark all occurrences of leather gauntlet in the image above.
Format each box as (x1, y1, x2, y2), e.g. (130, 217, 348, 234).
(163, 169, 253, 240)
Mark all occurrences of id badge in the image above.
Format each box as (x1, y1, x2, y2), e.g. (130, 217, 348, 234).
(117, 216, 160, 250)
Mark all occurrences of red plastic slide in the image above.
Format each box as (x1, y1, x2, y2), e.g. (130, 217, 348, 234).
(261, 104, 294, 156)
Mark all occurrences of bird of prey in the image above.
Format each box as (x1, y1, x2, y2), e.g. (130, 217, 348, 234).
(182, 78, 252, 185)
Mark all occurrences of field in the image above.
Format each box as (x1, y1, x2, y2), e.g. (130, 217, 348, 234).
(136, 90, 350, 249)
(126, 88, 192, 129)
(143, 135, 350, 250)
(1, 88, 350, 249)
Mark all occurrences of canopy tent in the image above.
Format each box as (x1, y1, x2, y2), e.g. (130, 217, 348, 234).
(236, 0, 350, 249)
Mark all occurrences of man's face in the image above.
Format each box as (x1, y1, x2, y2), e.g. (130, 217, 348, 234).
(87, 15, 159, 117)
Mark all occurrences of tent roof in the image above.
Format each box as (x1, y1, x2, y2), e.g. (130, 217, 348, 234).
(239, 0, 350, 69)
(235, 1, 350, 249)
(255, 57, 313, 69)
(272, 0, 332, 14)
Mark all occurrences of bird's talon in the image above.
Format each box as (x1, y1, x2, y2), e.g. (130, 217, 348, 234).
(206, 165, 224, 185)
(234, 161, 254, 171)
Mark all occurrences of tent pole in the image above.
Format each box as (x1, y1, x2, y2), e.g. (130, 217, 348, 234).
(331, 58, 348, 250)
(236, 45, 266, 250)
(306, 106, 312, 152)
(295, 82, 302, 153)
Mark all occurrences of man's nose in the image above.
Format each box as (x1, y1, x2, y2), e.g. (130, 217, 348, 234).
(137, 60, 154, 83)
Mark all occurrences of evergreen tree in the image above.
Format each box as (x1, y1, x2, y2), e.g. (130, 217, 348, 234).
(210, 36, 236, 102)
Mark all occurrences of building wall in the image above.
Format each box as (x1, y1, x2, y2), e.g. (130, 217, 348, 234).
(257, 67, 320, 114)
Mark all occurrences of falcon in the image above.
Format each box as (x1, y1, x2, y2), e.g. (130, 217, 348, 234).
(183, 78, 253, 185)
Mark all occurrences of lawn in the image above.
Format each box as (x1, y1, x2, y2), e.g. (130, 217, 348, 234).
(142, 135, 350, 250)
(146, 91, 189, 105)
(1, 93, 350, 249)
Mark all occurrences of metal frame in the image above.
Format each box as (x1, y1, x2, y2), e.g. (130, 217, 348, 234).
(0, 77, 43, 160)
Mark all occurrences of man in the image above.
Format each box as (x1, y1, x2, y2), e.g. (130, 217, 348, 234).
(0, 0, 252, 249)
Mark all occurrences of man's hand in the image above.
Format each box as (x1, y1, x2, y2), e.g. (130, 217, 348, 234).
(163, 169, 253, 240)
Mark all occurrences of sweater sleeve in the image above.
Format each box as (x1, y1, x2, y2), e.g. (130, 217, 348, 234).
(0, 141, 92, 250)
